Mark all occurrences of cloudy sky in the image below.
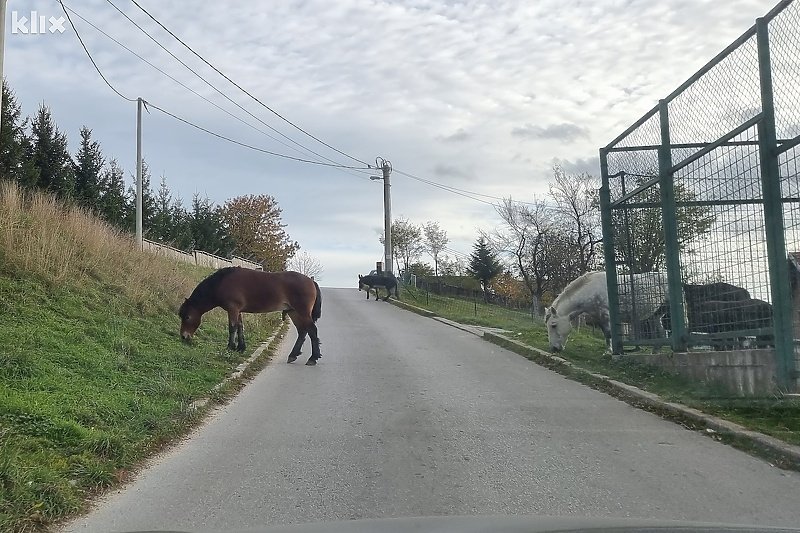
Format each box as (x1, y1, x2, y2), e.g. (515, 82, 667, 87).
(6, 0, 773, 286)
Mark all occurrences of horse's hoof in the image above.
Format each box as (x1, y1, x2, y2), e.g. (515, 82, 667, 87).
(227, 344, 237, 351)
(237, 345, 246, 353)
(287, 355, 297, 363)
(305, 358, 317, 366)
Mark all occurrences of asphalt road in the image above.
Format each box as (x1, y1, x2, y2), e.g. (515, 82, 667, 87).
(62, 288, 800, 532)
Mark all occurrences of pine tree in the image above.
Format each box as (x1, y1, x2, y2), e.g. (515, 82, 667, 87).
(125, 160, 155, 235)
(151, 175, 174, 242)
(467, 237, 503, 302)
(29, 104, 74, 197)
(170, 197, 194, 250)
(73, 127, 105, 209)
(0, 82, 37, 185)
(98, 159, 129, 229)
(190, 194, 231, 255)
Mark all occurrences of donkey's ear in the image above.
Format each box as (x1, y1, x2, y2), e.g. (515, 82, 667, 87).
(359, 274, 363, 279)
(549, 306, 558, 317)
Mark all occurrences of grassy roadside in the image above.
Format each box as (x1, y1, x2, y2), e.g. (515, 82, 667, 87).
(399, 285, 800, 447)
(0, 182, 281, 532)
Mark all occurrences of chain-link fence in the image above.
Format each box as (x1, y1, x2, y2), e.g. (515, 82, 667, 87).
(599, 0, 800, 391)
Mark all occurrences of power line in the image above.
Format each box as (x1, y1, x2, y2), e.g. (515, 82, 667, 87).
(64, 3, 372, 181)
(127, 0, 371, 168)
(58, 0, 135, 102)
(103, 0, 360, 171)
(393, 168, 547, 207)
(145, 103, 371, 169)
(60, 5, 372, 170)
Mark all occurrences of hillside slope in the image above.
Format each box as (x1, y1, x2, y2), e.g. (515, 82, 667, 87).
(0, 181, 279, 532)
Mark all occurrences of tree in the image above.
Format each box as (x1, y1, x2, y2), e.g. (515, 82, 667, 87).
(288, 250, 323, 280)
(189, 194, 231, 255)
(406, 262, 434, 278)
(438, 254, 467, 276)
(549, 165, 602, 274)
(422, 221, 448, 276)
(490, 197, 553, 314)
(73, 126, 105, 209)
(169, 197, 194, 250)
(151, 175, 175, 243)
(125, 159, 156, 234)
(467, 237, 503, 302)
(29, 104, 74, 197)
(219, 194, 299, 271)
(379, 217, 424, 274)
(0, 83, 37, 186)
(613, 175, 715, 273)
(98, 159, 129, 229)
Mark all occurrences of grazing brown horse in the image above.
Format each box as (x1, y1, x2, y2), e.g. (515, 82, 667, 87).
(178, 267, 323, 365)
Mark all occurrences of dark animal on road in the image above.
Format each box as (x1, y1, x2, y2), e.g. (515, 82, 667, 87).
(358, 273, 399, 301)
(179, 268, 323, 365)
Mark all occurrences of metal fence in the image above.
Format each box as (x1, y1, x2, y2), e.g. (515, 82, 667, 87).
(599, 0, 800, 391)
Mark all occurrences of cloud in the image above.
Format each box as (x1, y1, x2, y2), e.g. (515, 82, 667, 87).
(554, 156, 602, 176)
(6, 0, 777, 286)
(433, 164, 472, 178)
(438, 128, 471, 143)
(511, 122, 590, 143)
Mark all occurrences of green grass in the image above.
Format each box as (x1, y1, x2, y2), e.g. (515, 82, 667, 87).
(0, 272, 280, 532)
(399, 285, 800, 448)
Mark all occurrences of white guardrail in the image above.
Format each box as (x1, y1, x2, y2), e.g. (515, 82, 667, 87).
(141, 238, 262, 271)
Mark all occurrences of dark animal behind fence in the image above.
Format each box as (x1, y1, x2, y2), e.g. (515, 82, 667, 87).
(179, 268, 323, 365)
(662, 281, 774, 349)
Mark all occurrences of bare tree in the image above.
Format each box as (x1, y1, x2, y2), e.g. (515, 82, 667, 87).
(488, 197, 553, 315)
(422, 221, 449, 276)
(438, 254, 467, 276)
(288, 250, 323, 281)
(549, 165, 603, 275)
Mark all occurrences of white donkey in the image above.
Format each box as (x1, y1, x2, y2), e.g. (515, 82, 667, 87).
(545, 271, 669, 352)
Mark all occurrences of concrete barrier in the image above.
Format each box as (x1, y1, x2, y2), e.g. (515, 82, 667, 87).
(141, 239, 262, 271)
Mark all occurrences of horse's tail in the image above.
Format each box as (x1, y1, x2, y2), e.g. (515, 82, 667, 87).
(312, 281, 322, 322)
(394, 278, 400, 298)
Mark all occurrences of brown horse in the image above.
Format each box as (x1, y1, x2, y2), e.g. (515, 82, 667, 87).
(178, 267, 323, 365)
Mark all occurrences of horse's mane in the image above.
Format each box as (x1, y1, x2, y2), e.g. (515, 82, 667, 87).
(188, 266, 239, 304)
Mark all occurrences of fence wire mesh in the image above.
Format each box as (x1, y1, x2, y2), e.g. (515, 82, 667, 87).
(600, 0, 800, 389)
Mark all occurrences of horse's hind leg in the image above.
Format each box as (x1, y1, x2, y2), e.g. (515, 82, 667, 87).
(226, 309, 240, 351)
(305, 320, 322, 366)
(236, 315, 246, 353)
(286, 311, 307, 363)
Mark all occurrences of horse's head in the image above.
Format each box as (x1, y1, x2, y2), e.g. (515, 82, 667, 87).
(358, 275, 366, 291)
(178, 298, 202, 342)
(545, 306, 577, 353)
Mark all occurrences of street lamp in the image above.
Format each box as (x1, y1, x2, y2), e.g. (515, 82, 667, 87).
(371, 157, 392, 275)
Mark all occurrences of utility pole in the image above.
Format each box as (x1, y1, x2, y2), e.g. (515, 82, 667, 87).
(371, 157, 393, 275)
(0, 0, 8, 136)
(136, 97, 143, 247)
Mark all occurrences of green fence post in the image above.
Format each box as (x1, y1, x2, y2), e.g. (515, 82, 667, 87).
(599, 148, 623, 355)
(658, 100, 688, 352)
(756, 17, 795, 392)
